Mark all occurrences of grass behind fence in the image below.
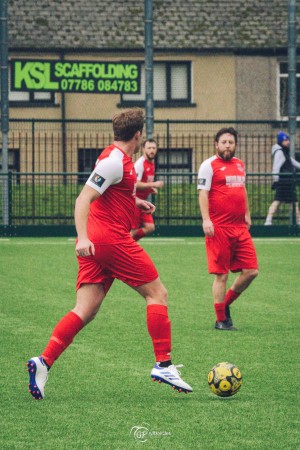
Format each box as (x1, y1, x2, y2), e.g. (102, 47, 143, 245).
(1, 237, 299, 449)
(6, 174, 300, 226)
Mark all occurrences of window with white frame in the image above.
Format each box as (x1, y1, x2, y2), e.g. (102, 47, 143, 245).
(9, 90, 55, 105)
(279, 62, 300, 119)
(121, 61, 192, 107)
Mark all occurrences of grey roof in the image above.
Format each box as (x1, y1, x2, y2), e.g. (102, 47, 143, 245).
(8, 0, 300, 52)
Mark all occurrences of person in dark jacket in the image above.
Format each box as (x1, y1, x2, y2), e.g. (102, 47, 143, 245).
(264, 132, 300, 225)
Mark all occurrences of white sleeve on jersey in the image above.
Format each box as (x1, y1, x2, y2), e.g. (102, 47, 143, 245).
(134, 156, 145, 181)
(197, 159, 213, 191)
(86, 148, 124, 195)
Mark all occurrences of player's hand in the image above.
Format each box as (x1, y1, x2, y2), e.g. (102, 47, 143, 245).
(155, 180, 164, 189)
(202, 218, 214, 237)
(76, 238, 95, 257)
(141, 200, 156, 214)
(151, 187, 158, 194)
(245, 213, 252, 229)
(136, 197, 155, 214)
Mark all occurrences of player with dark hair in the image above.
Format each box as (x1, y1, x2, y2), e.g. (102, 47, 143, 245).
(197, 127, 258, 331)
(27, 108, 192, 399)
(131, 139, 164, 241)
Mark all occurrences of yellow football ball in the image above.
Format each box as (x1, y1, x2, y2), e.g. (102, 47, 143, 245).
(208, 362, 242, 397)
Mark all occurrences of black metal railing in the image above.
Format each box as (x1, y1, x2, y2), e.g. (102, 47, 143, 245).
(1, 172, 300, 228)
(5, 118, 300, 176)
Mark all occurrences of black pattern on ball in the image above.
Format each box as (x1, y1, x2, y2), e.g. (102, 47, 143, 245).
(208, 362, 242, 397)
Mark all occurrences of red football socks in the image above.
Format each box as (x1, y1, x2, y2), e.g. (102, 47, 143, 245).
(214, 290, 240, 321)
(146, 304, 171, 362)
(41, 311, 84, 367)
(132, 229, 146, 241)
(214, 303, 226, 322)
(224, 289, 241, 307)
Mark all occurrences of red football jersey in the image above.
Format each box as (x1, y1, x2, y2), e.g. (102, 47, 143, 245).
(86, 144, 137, 243)
(134, 155, 155, 200)
(197, 155, 247, 226)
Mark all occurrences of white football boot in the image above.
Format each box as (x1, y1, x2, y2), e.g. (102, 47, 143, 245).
(27, 357, 48, 400)
(151, 363, 193, 393)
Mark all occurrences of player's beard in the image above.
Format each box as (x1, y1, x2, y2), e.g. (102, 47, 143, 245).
(217, 149, 235, 161)
(145, 151, 156, 161)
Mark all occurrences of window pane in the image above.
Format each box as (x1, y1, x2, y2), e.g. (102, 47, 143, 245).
(156, 148, 192, 183)
(280, 76, 300, 116)
(154, 64, 166, 100)
(34, 92, 52, 100)
(0, 149, 20, 171)
(279, 77, 288, 116)
(171, 65, 188, 99)
(280, 62, 300, 73)
(8, 85, 30, 101)
(123, 63, 168, 101)
(157, 148, 191, 168)
(122, 61, 191, 104)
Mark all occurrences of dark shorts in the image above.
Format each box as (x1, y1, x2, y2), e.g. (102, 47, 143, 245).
(76, 238, 158, 292)
(275, 180, 297, 203)
(205, 226, 258, 274)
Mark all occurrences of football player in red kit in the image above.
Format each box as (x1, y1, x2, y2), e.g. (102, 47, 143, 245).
(198, 127, 258, 331)
(131, 139, 164, 241)
(27, 108, 192, 399)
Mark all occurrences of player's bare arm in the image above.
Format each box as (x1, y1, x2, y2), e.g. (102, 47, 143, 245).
(244, 188, 252, 229)
(136, 180, 164, 190)
(74, 185, 100, 256)
(199, 190, 214, 237)
(136, 196, 156, 214)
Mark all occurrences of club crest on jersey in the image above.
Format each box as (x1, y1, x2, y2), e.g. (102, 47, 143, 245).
(236, 163, 244, 173)
(198, 178, 206, 186)
(91, 173, 106, 187)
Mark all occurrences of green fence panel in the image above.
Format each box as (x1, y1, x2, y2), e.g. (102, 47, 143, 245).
(0, 171, 300, 236)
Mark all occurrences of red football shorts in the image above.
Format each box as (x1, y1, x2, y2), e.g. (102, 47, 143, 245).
(205, 226, 258, 274)
(76, 237, 158, 292)
(131, 205, 154, 229)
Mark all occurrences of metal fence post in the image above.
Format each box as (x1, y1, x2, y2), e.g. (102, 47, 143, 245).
(0, 0, 9, 226)
(144, 0, 154, 139)
(288, 0, 297, 225)
(31, 120, 35, 220)
(8, 171, 12, 225)
(166, 119, 170, 224)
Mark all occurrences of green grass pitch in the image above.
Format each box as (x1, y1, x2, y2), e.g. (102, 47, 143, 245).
(0, 237, 299, 449)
